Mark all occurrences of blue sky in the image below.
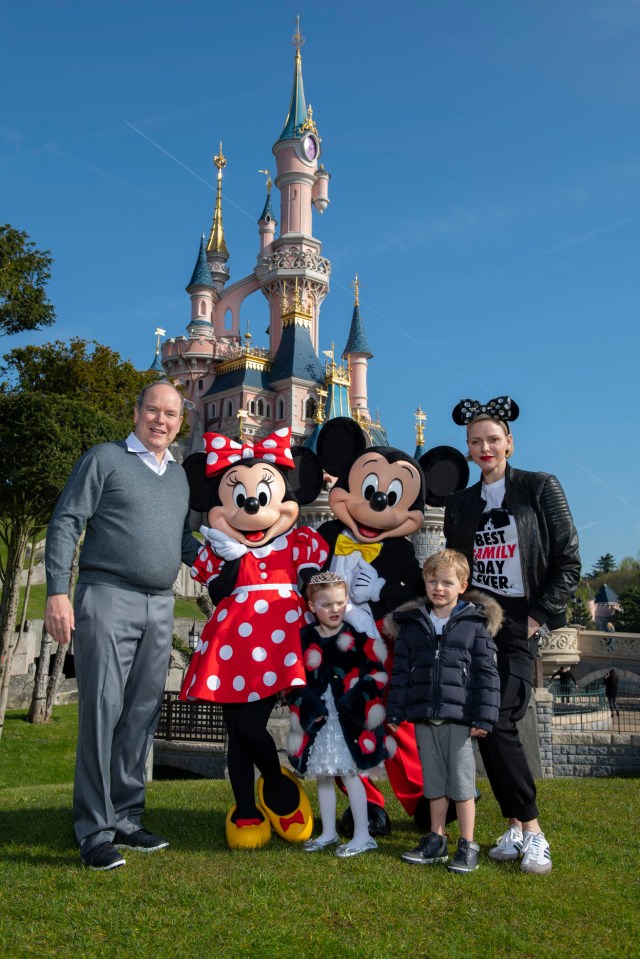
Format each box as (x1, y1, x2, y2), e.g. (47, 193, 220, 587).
(2, 0, 639, 572)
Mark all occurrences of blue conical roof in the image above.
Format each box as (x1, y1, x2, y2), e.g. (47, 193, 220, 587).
(278, 50, 307, 141)
(149, 351, 165, 373)
(258, 188, 276, 224)
(186, 236, 214, 290)
(342, 303, 372, 359)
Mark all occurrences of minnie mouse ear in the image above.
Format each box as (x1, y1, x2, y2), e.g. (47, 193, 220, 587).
(290, 447, 324, 505)
(316, 417, 367, 478)
(451, 402, 468, 426)
(182, 451, 219, 512)
(418, 446, 470, 507)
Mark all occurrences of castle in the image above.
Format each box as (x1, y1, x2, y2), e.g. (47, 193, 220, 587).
(154, 21, 389, 457)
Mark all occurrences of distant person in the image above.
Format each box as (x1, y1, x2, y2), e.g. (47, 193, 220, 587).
(604, 669, 619, 717)
(550, 665, 577, 703)
(45, 381, 200, 871)
(444, 396, 581, 874)
(386, 549, 501, 874)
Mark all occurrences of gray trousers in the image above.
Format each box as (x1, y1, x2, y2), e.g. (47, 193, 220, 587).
(72, 583, 174, 852)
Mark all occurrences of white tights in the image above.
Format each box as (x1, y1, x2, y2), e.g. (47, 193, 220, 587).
(316, 773, 371, 848)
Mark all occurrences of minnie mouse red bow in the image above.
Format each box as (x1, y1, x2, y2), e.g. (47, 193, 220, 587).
(203, 428, 294, 476)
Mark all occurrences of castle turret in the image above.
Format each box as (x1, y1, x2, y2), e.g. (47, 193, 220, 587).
(257, 172, 277, 257)
(186, 236, 216, 340)
(207, 143, 230, 290)
(342, 275, 372, 420)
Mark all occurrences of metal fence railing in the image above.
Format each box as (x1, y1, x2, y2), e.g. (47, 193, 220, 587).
(156, 691, 227, 744)
(547, 680, 640, 733)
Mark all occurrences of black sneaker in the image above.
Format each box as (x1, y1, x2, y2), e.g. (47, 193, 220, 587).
(114, 828, 169, 852)
(447, 837, 480, 874)
(401, 831, 449, 865)
(81, 841, 126, 871)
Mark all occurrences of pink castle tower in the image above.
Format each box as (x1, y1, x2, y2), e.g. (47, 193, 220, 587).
(156, 21, 392, 457)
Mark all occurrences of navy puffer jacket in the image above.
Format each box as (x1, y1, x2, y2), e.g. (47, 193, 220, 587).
(385, 591, 502, 732)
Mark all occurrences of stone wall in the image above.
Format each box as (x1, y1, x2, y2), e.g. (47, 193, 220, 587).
(552, 732, 640, 777)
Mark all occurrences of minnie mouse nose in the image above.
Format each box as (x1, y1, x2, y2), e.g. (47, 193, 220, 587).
(370, 491, 388, 512)
(243, 497, 260, 514)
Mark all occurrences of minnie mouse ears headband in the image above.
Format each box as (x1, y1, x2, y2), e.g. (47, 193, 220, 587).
(452, 396, 519, 430)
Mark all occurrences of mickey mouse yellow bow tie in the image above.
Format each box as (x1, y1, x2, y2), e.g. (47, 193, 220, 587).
(334, 534, 382, 564)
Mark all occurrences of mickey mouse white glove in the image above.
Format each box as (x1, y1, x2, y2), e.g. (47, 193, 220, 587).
(200, 525, 248, 561)
(350, 559, 385, 604)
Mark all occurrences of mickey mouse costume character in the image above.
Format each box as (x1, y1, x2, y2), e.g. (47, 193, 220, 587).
(444, 396, 580, 874)
(314, 417, 469, 834)
(178, 427, 327, 849)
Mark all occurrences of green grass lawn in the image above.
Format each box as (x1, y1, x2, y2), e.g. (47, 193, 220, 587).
(0, 706, 637, 959)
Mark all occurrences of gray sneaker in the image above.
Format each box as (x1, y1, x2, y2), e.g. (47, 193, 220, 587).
(401, 831, 448, 865)
(447, 837, 480, 873)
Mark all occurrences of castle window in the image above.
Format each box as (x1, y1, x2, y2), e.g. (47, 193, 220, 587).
(304, 397, 316, 420)
(198, 379, 203, 391)
(257, 398, 265, 417)
(266, 404, 271, 418)
(209, 402, 217, 419)
(277, 398, 285, 420)
(224, 308, 233, 331)
(226, 400, 233, 417)
(199, 299, 206, 316)
(249, 400, 255, 414)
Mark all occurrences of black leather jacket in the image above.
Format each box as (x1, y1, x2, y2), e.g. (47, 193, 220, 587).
(444, 464, 581, 629)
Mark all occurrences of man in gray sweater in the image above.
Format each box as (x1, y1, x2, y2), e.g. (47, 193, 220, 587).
(45, 381, 200, 870)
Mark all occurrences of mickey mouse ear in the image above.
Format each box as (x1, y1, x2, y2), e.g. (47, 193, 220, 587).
(418, 446, 470, 507)
(316, 417, 367, 477)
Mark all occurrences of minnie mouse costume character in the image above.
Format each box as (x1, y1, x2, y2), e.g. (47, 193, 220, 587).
(314, 418, 469, 834)
(178, 427, 327, 849)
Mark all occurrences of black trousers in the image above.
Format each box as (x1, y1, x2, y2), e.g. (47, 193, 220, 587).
(222, 697, 296, 820)
(477, 595, 540, 823)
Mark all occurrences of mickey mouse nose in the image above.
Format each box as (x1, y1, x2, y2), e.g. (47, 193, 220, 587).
(243, 497, 260, 514)
(370, 491, 388, 512)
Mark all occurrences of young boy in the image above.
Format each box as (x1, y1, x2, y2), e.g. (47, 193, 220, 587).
(386, 549, 501, 873)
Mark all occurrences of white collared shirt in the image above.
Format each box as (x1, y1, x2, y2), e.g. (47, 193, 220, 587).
(125, 432, 175, 476)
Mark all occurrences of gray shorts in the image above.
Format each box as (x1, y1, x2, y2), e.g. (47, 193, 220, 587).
(415, 721, 476, 802)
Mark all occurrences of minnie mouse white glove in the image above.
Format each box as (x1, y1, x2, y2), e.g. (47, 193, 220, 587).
(350, 559, 385, 604)
(200, 526, 248, 561)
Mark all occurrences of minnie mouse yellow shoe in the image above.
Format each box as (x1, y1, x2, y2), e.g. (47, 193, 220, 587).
(225, 804, 272, 850)
(257, 766, 314, 842)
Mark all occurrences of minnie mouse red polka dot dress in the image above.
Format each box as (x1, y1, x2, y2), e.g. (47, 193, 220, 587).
(180, 526, 328, 704)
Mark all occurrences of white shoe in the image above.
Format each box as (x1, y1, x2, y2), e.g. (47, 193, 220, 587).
(488, 824, 523, 862)
(520, 831, 552, 874)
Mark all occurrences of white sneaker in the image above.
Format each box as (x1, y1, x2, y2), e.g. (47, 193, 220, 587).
(488, 824, 523, 862)
(520, 831, 552, 874)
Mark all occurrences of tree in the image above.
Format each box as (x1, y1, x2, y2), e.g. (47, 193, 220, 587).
(0, 340, 157, 735)
(588, 553, 617, 578)
(0, 337, 155, 425)
(0, 225, 56, 336)
(615, 586, 640, 633)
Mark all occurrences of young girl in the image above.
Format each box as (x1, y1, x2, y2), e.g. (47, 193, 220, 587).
(287, 572, 393, 857)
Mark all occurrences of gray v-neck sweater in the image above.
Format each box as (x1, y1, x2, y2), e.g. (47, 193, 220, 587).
(46, 441, 199, 596)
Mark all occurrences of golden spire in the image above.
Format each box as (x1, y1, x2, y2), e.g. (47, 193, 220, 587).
(415, 405, 427, 446)
(352, 274, 361, 306)
(237, 407, 248, 443)
(314, 386, 328, 424)
(207, 142, 229, 256)
(292, 15, 304, 55)
(258, 168, 272, 192)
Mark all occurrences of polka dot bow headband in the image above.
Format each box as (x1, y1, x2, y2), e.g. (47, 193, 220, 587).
(203, 428, 295, 476)
(451, 396, 520, 428)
